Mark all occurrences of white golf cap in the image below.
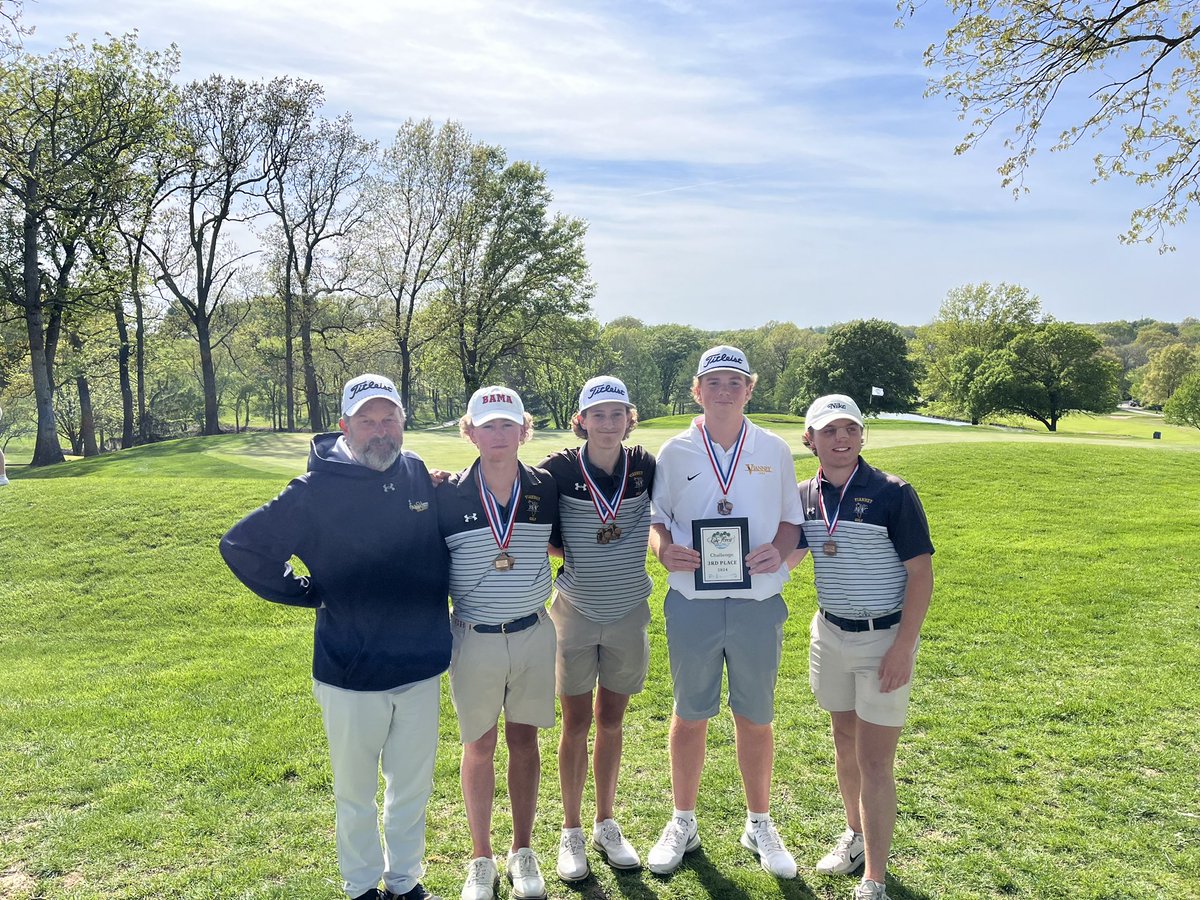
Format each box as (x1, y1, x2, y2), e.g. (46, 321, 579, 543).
(342, 374, 404, 418)
(696, 345, 750, 377)
(805, 394, 864, 431)
(467, 385, 525, 425)
(578, 375, 633, 413)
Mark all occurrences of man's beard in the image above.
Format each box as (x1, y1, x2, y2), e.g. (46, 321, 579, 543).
(356, 435, 401, 471)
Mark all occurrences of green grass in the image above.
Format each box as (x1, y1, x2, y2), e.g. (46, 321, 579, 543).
(1, 423, 1198, 899)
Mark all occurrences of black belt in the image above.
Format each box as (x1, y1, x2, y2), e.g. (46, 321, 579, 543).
(821, 609, 902, 632)
(465, 611, 540, 634)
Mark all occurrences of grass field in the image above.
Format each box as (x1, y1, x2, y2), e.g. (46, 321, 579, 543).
(1, 415, 1198, 900)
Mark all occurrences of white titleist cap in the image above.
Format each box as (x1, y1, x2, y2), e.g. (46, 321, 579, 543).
(578, 375, 633, 413)
(805, 394, 864, 431)
(342, 374, 404, 418)
(696, 345, 750, 377)
(467, 385, 525, 425)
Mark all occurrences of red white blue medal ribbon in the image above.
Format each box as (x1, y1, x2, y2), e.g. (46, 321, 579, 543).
(698, 416, 747, 501)
(476, 467, 522, 552)
(578, 447, 629, 524)
(816, 463, 860, 537)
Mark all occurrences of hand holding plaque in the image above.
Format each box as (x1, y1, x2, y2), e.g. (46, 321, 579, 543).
(691, 516, 751, 591)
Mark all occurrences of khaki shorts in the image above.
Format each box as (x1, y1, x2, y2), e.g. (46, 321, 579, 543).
(809, 611, 917, 728)
(549, 592, 651, 697)
(449, 609, 557, 744)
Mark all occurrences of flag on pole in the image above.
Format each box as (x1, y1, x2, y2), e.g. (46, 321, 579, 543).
(871, 386, 884, 397)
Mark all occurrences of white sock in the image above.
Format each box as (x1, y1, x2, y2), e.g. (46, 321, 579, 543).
(673, 808, 695, 823)
(747, 810, 770, 824)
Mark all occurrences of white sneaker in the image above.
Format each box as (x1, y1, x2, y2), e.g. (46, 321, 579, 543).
(854, 879, 889, 900)
(816, 827, 865, 875)
(461, 856, 499, 900)
(556, 828, 589, 882)
(506, 847, 547, 899)
(592, 818, 641, 870)
(739, 816, 797, 879)
(647, 815, 700, 875)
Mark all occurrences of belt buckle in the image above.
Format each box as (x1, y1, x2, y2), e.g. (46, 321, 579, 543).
(500, 619, 513, 634)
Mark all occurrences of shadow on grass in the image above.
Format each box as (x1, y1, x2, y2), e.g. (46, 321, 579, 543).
(886, 873, 933, 900)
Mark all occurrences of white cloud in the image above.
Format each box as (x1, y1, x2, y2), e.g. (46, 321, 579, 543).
(21, 0, 1198, 329)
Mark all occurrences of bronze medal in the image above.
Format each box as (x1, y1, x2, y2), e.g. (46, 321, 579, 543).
(494, 551, 516, 571)
(717, 498, 733, 516)
(609, 524, 622, 540)
(596, 526, 611, 544)
(823, 541, 838, 557)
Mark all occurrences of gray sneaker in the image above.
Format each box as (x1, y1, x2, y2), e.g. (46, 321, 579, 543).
(816, 827, 865, 875)
(854, 879, 889, 900)
(647, 815, 700, 875)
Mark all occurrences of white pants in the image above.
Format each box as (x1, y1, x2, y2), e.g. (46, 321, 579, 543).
(313, 675, 441, 897)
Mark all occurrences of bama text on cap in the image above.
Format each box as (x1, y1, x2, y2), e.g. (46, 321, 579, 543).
(468, 385, 525, 425)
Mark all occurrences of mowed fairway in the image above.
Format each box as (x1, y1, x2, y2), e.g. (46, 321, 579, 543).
(1, 416, 1198, 900)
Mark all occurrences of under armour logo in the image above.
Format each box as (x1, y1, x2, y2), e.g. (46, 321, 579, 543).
(383, 483, 395, 492)
(464, 513, 478, 522)
(575, 483, 589, 492)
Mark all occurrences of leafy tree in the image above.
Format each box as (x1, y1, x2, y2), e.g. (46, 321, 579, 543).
(643, 324, 706, 414)
(435, 152, 593, 398)
(797, 318, 920, 414)
(0, 34, 177, 464)
(1164, 371, 1200, 430)
(263, 102, 374, 431)
(363, 119, 475, 415)
(1140, 343, 1198, 406)
(972, 322, 1120, 431)
(915, 282, 1042, 422)
(599, 317, 663, 417)
(911, 1, 1200, 248)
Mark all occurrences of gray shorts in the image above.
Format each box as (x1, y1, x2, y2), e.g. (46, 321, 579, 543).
(663, 588, 787, 726)
(549, 592, 651, 697)
(449, 609, 557, 744)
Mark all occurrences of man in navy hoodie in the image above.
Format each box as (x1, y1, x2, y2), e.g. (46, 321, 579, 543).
(221, 374, 449, 900)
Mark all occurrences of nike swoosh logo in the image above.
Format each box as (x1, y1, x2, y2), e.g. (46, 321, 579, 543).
(687, 472, 701, 481)
(849, 850, 864, 865)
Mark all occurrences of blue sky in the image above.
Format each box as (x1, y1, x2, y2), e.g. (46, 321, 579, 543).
(22, 0, 1197, 329)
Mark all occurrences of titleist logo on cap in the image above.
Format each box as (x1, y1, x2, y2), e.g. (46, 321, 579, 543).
(585, 383, 626, 400)
(703, 351, 744, 368)
(349, 379, 395, 399)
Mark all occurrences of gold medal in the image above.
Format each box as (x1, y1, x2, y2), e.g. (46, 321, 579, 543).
(494, 551, 516, 570)
(823, 541, 837, 557)
(717, 498, 733, 515)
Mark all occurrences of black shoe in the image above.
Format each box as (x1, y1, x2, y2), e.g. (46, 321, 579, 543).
(351, 891, 387, 900)
(393, 885, 441, 900)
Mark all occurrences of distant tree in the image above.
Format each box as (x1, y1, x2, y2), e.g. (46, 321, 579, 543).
(910, 0, 1200, 248)
(1140, 343, 1198, 407)
(972, 322, 1121, 431)
(262, 102, 374, 432)
(797, 318, 920, 414)
(364, 119, 474, 414)
(599, 317, 661, 416)
(1163, 371, 1200, 430)
(645, 324, 706, 413)
(914, 282, 1042, 421)
(435, 152, 593, 398)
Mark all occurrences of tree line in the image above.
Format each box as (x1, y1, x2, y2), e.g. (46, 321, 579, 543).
(3, 28, 1197, 467)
